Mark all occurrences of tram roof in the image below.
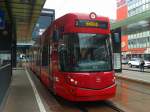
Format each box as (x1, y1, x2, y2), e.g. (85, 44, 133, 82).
(0, 0, 46, 42)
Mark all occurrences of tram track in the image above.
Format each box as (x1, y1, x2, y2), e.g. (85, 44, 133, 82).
(54, 95, 125, 112)
(80, 101, 125, 112)
(103, 101, 125, 112)
(78, 101, 125, 112)
(83, 101, 125, 112)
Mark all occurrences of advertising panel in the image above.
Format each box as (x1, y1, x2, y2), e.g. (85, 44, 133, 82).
(121, 35, 128, 52)
(0, 10, 5, 29)
(111, 28, 122, 72)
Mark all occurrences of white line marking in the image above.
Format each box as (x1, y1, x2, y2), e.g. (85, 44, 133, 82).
(25, 69, 47, 112)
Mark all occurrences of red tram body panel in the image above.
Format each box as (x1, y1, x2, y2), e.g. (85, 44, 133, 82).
(29, 13, 116, 101)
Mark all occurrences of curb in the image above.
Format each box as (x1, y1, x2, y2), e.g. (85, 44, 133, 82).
(123, 68, 150, 73)
(116, 75, 150, 85)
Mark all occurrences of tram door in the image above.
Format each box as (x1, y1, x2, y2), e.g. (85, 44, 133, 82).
(111, 27, 122, 72)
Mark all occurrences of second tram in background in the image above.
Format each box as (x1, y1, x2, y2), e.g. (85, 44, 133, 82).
(29, 12, 116, 101)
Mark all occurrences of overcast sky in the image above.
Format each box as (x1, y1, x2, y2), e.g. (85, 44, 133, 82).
(44, 0, 117, 20)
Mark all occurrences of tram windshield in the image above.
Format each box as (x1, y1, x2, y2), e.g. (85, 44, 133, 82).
(59, 33, 112, 72)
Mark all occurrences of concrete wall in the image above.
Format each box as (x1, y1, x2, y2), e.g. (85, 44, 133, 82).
(0, 64, 11, 110)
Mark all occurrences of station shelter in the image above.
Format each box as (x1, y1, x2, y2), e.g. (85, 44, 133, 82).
(0, 0, 47, 109)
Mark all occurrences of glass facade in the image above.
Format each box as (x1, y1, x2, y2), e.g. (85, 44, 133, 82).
(127, 0, 150, 17)
(128, 31, 150, 49)
(116, 0, 150, 58)
(125, 0, 150, 54)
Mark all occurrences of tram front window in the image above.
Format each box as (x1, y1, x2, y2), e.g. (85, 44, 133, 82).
(59, 33, 112, 72)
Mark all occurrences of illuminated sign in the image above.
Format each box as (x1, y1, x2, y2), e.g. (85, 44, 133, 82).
(86, 21, 98, 27)
(76, 20, 108, 29)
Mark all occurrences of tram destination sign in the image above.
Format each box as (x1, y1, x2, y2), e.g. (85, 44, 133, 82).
(0, 10, 5, 29)
(75, 20, 108, 29)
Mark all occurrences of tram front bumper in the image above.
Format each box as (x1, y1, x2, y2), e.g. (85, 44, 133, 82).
(55, 83, 116, 102)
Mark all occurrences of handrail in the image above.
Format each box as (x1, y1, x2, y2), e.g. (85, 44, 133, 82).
(0, 64, 11, 70)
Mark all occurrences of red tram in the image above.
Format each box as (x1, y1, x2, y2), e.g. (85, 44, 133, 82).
(29, 13, 116, 101)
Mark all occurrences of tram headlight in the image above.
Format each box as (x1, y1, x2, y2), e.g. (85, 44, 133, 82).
(54, 77, 59, 82)
(74, 81, 78, 85)
(70, 78, 75, 82)
(66, 76, 78, 86)
(112, 77, 116, 82)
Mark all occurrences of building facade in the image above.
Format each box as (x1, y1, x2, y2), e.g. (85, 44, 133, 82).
(32, 8, 55, 40)
(116, 0, 150, 59)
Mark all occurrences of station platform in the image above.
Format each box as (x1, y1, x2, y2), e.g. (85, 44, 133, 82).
(3, 68, 41, 112)
(3, 68, 63, 112)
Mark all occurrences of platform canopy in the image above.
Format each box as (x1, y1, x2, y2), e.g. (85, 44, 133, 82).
(111, 10, 150, 35)
(0, 0, 46, 42)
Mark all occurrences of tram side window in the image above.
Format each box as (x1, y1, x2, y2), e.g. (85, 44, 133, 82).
(52, 30, 59, 42)
(36, 48, 41, 66)
(52, 29, 63, 42)
(42, 43, 48, 67)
